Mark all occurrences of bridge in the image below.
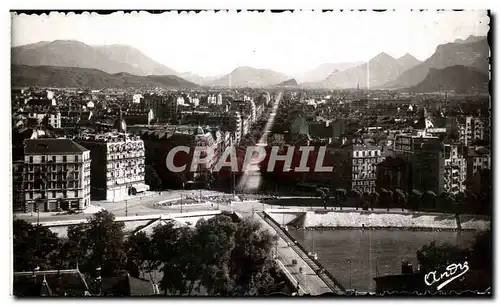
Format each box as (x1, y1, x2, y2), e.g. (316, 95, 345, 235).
(255, 211, 346, 295)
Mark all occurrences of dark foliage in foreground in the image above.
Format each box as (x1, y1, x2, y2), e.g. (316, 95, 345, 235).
(13, 211, 284, 296)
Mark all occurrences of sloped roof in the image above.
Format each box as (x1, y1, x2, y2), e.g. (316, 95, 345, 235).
(13, 269, 89, 296)
(24, 139, 89, 155)
(133, 217, 186, 236)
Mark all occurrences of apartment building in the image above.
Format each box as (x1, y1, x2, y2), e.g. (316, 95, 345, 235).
(465, 146, 491, 193)
(334, 142, 384, 194)
(23, 139, 91, 212)
(141, 125, 223, 187)
(443, 143, 467, 194)
(458, 116, 489, 146)
(77, 132, 148, 201)
(393, 132, 445, 194)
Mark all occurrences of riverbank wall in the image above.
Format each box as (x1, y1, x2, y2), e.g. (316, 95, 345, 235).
(264, 210, 490, 231)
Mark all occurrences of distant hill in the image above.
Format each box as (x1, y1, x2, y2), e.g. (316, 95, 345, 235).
(274, 78, 299, 88)
(320, 52, 413, 89)
(11, 65, 197, 89)
(396, 53, 422, 71)
(454, 35, 486, 44)
(12, 40, 179, 77)
(293, 62, 363, 83)
(178, 72, 223, 86)
(209, 66, 290, 88)
(383, 37, 489, 89)
(409, 65, 489, 93)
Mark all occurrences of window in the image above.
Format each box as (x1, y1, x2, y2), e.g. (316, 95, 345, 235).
(29, 157, 33, 163)
(52, 156, 56, 162)
(75, 155, 79, 162)
(63, 156, 67, 162)
(41, 156, 45, 163)
(75, 190, 79, 198)
(52, 191, 56, 198)
(29, 192, 33, 199)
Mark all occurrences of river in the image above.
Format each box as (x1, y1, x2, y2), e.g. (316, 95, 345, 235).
(288, 229, 477, 292)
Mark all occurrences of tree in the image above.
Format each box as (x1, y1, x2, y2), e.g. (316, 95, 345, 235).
(124, 231, 159, 283)
(150, 221, 189, 295)
(416, 242, 468, 274)
(455, 192, 466, 214)
(145, 165, 163, 190)
(469, 229, 491, 271)
(394, 189, 406, 211)
(409, 190, 422, 211)
(348, 189, 361, 211)
(438, 192, 453, 212)
(421, 191, 437, 210)
(69, 211, 127, 277)
(195, 215, 237, 296)
(335, 188, 347, 210)
(369, 192, 379, 211)
(316, 187, 330, 209)
(229, 218, 278, 295)
(379, 189, 392, 211)
(13, 219, 60, 271)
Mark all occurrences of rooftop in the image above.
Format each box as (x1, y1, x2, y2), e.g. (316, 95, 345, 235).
(25, 138, 89, 155)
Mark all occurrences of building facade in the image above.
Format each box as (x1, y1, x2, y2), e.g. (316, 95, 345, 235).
(465, 146, 490, 193)
(458, 116, 489, 146)
(376, 157, 409, 193)
(23, 139, 91, 212)
(443, 143, 467, 194)
(77, 133, 148, 201)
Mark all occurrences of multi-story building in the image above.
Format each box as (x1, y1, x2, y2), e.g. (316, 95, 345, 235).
(141, 125, 222, 188)
(76, 132, 148, 201)
(142, 94, 168, 122)
(457, 116, 489, 146)
(23, 139, 91, 212)
(465, 146, 490, 193)
(411, 136, 444, 194)
(12, 159, 25, 212)
(393, 132, 445, 194)
(376, 157, 409, 193)
(216, 93, 223, 105)
(334, 142, 384, 194)
(207, 95, 217, 105)
(241, 115, 250, 140)
(179, 111, 242, 144)
(29, 111, 62, 129)
(350, 144, 384, 193)
(443, 143, 467, 194)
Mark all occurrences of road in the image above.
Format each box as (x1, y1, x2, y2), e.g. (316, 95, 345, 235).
(238, 91, 282, 193)
(254, 212, 336, 295)
(16, 189, 231, 223)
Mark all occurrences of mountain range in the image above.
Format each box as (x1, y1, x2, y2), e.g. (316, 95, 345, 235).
(208, 66, 290, 88)
(316, 52, 421, 89)
(11, 65, 197, 89)
(293, 62, 364, 83)
(11, 36, 489, 92)
(12, 40, 179, 77)
(382, 36, 489, 89)
(274, 78, 299, 88)
(409, 65, 489, 93)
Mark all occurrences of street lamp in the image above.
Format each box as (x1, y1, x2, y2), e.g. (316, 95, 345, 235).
(348, 260, 352, 290)
(181, 182, 185, 213)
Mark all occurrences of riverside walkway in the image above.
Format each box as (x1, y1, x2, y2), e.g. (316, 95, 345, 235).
(255, 211, 345, 295)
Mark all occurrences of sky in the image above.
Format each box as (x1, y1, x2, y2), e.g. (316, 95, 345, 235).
(11, 10, 489, 77)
